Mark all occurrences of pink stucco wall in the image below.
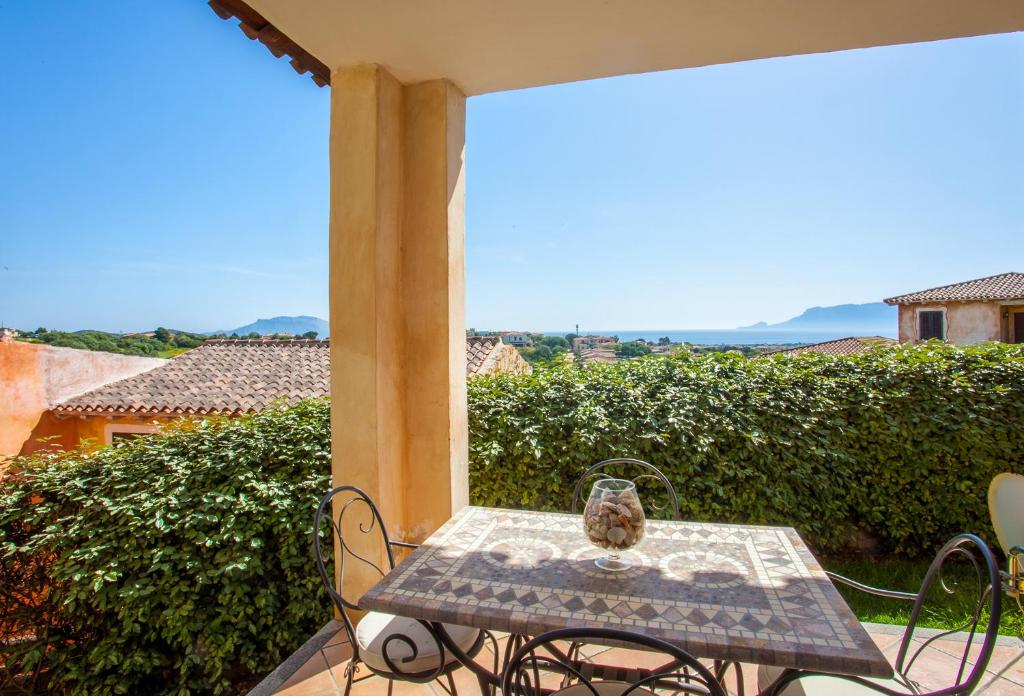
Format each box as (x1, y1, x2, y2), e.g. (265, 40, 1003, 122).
(0, 341, 164, 456)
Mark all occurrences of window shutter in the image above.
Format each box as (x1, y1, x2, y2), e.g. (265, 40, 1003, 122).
(919, 311, 943, 340)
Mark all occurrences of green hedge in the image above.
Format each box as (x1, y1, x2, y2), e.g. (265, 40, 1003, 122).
(3, 343, 1022, 694)
(469, 342, 1024, 555)
(0, 400, 331, 695)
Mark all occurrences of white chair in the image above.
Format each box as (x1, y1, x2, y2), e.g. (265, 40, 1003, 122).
(989, 472, 1024, 608)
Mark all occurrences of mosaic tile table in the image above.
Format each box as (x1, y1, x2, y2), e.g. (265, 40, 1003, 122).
(361, 506, 891, 679)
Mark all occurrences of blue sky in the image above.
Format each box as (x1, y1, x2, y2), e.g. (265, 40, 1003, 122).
(1, 2, 1021, 333)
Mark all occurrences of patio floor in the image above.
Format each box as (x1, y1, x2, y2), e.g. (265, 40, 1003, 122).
(257, 621, 1023, 696)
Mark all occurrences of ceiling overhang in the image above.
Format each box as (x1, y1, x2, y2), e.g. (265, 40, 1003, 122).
(214, 0, 1024, 94)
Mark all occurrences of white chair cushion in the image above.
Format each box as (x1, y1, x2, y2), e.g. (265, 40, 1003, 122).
(757, 664, 913, 696)
(553, 682, 656, 696)
(354, 611, 480, 675)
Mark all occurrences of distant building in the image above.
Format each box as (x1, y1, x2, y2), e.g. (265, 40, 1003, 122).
(884, 272, 1024, 345)
(573, 335, 617, 352)
(760, 336, 896, 358)
(498, 331, 532, 347)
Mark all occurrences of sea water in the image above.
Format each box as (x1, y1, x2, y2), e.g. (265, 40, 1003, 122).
(542, 328, 896, 346)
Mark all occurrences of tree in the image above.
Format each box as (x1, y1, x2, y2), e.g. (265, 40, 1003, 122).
(533, 345, 554, 361)
(617, 341, 652, 358)
(154, 327, 172, 343)
(658, 336, 671, 346)
(247, 332, 261, 340)
(539, 336, 569, 350)
(35, 327, 48, 335)
(174, 334, 202, 349)
(565, 333, 578, 344)
(518, 344, 556, 365)
(301, 331, 319, 339)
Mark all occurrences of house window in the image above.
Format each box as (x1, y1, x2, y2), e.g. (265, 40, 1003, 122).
(104, 423, 160, 445)
(918, 310, 945, 341)
(111, 432, 147, 443)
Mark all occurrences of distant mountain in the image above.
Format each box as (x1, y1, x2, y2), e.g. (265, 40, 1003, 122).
(738, 303, 896, 332)
(221, 316, 329, 338)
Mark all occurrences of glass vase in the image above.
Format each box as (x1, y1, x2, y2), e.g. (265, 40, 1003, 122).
(583, 478, 645, 571)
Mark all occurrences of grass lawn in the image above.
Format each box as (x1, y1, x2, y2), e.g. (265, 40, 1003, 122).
(823, 556, 1023, 637)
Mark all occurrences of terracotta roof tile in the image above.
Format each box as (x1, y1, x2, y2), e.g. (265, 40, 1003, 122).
(761, 336, 896, 358)
(55, 337, 524, 416)
(884, 272, 1024, 305)
(579, 348, 618, 364)
(54, 340, 329, 416)
(466, 336, 502, 376)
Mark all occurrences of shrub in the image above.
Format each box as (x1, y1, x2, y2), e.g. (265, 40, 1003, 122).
(4, 343, 1023, 694)
(0, 400, 331, 695)
(468, 342, 1024, 555)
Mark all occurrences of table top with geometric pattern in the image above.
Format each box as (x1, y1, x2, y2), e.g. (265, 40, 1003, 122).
(361, 507, 892, 677)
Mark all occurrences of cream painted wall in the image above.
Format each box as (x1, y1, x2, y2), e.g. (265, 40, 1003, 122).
(897, 302, 1002, 344)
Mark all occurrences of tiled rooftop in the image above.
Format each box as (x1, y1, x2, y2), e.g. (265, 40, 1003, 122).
(54, 339, 329, 417)
(761, 336, 896, 358)
(55, 336, 522, 416)
(884, 272, 1024, 305)
(579, 348, 618, 364)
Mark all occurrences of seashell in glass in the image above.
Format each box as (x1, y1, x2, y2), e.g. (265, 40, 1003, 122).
(582, 478, 645, 571)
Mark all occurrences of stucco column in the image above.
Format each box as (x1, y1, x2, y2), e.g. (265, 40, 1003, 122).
(329, 65, 468, 599)
(400, 80, 469, 542)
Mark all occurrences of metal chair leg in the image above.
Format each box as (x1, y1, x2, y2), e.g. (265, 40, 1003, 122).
(561, 641, 582, 688)
(342, 662, 355, 696)
(489, 635, 500, 696)
(713, 659, 744, 696)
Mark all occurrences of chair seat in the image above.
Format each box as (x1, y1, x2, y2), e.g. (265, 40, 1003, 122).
(553, 682, 656, 696)
(757, 664, 914, 696)
(355, 611, 480, 676)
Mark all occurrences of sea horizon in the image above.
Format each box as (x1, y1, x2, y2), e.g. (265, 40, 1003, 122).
(540, 328, 897, 346)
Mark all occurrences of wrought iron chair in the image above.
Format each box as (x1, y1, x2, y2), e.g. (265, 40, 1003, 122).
(758, 533, 1002, 696)
(312, 485, 495, 695)
(571, 458, 681, 521)
(501, 626, 729, 696)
